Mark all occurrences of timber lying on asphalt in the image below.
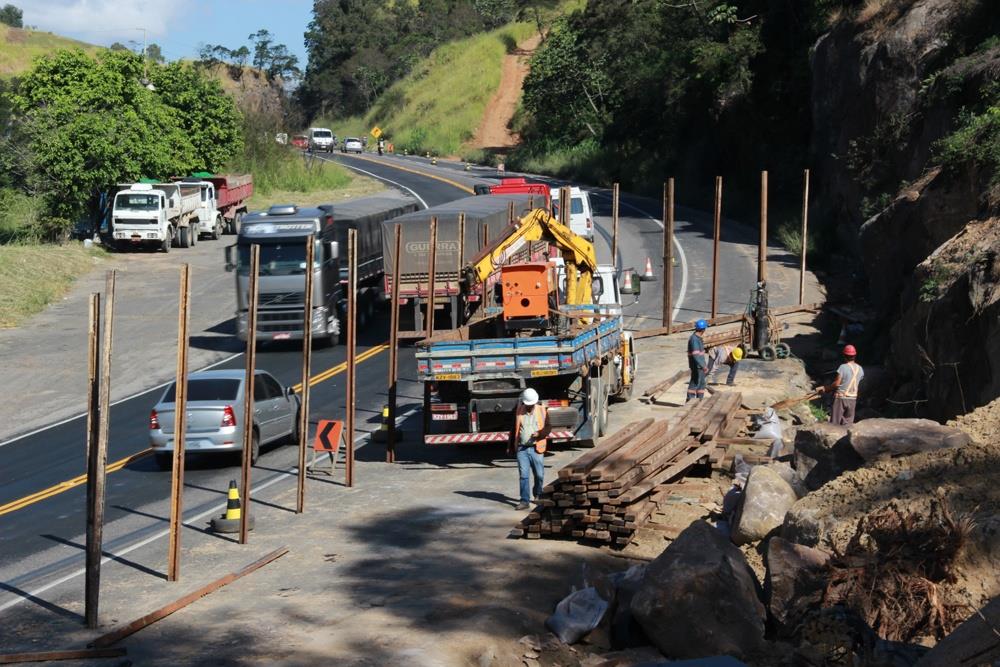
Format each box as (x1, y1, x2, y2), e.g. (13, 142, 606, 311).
(0, 648, 126, 664)
(510, 392, 746, 546)
(633, 302, 823, 340)
(89, 547, 289, 648)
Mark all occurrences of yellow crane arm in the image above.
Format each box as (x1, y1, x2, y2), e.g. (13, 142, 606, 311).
(466, 209, 598, 306)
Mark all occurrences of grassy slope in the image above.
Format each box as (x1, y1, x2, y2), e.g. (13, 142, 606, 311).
(324, 21, 538, 157)
(0, 24, 102, 77)
(0, 243, 106, 327)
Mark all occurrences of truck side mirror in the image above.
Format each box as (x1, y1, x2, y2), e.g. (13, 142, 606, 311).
(326, 241, 339, 260)
(224, 245, 235, 272)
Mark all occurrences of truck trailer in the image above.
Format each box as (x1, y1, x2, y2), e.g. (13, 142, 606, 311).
(191, 173, 253, 235)
(225, 192, 419, 344)
(381, 194, 545, 338)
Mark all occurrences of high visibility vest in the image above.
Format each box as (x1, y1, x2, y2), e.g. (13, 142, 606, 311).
(514, 403, 547, 449)
(837, 362, 862, 399)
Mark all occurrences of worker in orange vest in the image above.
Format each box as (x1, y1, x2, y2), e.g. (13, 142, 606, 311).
(817, 344, 864, 426)
(509, 388, 551, 510)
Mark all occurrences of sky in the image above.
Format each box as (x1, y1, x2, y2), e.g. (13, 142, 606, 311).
(18, 0, 314, 67)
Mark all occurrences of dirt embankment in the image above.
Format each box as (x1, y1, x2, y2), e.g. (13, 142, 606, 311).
(470, 34, 541, 151)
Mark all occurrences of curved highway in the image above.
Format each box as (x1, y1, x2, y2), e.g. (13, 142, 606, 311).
(0, 152, 805, 619)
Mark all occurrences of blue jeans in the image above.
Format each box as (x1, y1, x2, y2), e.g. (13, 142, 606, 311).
(516, 445, 545, 503)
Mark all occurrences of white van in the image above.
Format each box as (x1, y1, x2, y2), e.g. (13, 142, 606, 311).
(308, 127, 335, 153)
(550, 186, 595, 241)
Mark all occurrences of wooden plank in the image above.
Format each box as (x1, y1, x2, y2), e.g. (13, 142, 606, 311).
(0, 649, 126, 664)
(90, 547, 289, 648)
(587, 419, 666, 480)
(617, 443, 716, 506)
(642, 370, 686, 400)
(565, 418, 654, 474)
(608, 435, 698, 493)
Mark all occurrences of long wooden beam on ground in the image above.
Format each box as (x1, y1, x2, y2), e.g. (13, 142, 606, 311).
(633, 302, 823, 340)
(0, 648, 126, 664)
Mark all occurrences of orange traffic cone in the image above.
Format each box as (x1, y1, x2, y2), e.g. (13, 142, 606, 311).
(640, 257, 657, 281)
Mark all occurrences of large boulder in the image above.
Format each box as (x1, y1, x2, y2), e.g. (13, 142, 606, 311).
(732, 466, 798, 545)
(847, 418, 972, 462)
(631, 521, 766, 660)
(793, 423, 861, 490)
(764, 537, 830, 634)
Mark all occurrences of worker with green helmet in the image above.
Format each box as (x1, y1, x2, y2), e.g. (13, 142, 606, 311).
(817, 344, 864, 426)
(687, 319, 709, 402)
(707, 343, 744, 386)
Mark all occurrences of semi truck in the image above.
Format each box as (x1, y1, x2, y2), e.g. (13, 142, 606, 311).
(415, 208, 640, 447)
(181, 173, 253, 236)
(381, 193, 545, 338)
(225, 192, 419, 344)
(110, 182, 203, 251)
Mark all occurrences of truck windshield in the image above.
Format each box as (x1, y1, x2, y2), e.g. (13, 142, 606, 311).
(313, 131, 332, 138)
(237, 242, 313, 276)
(115, 194, 160, 211)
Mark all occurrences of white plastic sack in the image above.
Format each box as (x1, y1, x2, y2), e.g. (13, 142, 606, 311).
(545, 586, 609, 644)
(753, 407, 784, 457)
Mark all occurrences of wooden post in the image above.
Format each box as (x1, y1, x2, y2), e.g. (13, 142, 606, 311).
(387, 225, 402, 463)
(759, 170, 768, 284)
(86, 270, 115, 628)
(559, 187, 569, 227)
(239, 245, 260, 545)
(799, 169, 810, 305)
(662, 180, 674, 330)
(345, 229, 357, 487)
(83, 292, 101, 629)
(296, 238, 314, 513)
(426, 217, 438, 340)
(611, 182, 620, 265)
(711, 176, 722, 319)
(507, 200, 515, 225)
(167, 264, 191, 582)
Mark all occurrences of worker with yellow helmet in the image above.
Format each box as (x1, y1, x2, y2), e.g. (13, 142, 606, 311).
(706, 343, 744, 386)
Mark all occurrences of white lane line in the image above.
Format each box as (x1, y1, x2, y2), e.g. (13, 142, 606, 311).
(589, 191, 689, 320)
(0, 352, 243, 449)
(314, 156, 429, 209)
(0, 426, 378, 614)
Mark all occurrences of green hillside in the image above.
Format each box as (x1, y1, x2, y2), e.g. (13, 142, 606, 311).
(324, 21, 536, 158)
(0, 24, 102, 77)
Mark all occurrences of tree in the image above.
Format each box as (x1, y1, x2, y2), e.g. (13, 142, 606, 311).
(0, 3, 22, 28)
(145, 43, 165, 64)
(109, 42, 128, 51)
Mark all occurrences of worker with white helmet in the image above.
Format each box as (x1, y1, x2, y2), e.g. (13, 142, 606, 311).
(706, 343, 744, 386)
(510, 387, 551, 510)
(817, 344, 864, 426)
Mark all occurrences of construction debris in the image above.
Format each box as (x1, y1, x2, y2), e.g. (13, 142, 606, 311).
(510, 392, 746, 546)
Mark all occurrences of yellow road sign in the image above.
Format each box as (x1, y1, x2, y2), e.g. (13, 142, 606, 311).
(370, 126, 382, 139)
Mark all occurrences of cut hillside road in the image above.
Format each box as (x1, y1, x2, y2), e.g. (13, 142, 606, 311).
(471, 34, 541, 150)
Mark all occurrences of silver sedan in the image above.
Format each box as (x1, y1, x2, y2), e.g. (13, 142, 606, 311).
(149, 369, 300, 469)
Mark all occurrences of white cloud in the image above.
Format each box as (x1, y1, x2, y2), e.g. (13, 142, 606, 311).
(19, 0, 192, 42)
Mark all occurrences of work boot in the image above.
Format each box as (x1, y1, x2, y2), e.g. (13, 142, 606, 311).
(515, 501, 530, 511)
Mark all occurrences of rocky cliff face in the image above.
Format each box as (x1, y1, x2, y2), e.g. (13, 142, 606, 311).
(810, 0, 1000, 420)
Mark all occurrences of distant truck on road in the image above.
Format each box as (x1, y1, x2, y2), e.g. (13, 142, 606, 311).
(110, 182, 202, 251)
(225, 192, 419, 344)
(182, 173, 253, 236)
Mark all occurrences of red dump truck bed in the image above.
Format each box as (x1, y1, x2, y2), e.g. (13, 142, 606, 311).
(208, 174, 253, 210)
(488, 178, 550, 207)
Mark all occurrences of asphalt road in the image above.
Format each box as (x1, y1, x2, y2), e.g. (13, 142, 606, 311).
(0, 152, 802, 618)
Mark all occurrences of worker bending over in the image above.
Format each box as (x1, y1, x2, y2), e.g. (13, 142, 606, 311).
(509, 388, 551, 511)
(687, 319, 709, 402)
(818, 344, 864, 426)
(706, 344, 744, 386)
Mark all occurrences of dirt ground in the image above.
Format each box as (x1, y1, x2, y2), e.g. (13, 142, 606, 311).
(947, 394, 1000, 443)
(471, 35, 541, 150)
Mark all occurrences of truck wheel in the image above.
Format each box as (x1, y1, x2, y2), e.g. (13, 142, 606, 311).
(212, 219, 222, 240)
(161, 234, 171, 253)
(585, 374, 603, 444)
(597, 372, 610, 437)
(178, 226, 190, 248)
(190, 225, 198, 246)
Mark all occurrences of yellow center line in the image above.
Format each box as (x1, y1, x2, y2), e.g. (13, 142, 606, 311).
(343, 153, 475, 195)
(1, 343, 390, 517)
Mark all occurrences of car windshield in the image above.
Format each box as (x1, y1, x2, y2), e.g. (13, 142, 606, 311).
(346, 138, 360, 143)
(237, 241, 310, 276)
(313, 131, 332, 138)
(115, 194, 159, 211)
(163, 378, 240, 403)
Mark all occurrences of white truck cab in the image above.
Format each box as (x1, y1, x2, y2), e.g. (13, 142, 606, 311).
(111, 182, 201, 252)
(308, 127, 335, 153)
(551, 186, 595, 241)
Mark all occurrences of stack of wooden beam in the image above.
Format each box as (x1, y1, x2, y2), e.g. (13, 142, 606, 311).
(510, 392, 744, 545)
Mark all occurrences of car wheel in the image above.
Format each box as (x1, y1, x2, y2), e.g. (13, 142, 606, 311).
(154, 452, 172, 470)
(288, 409, 301, 445)
(250, 429, 261, 465)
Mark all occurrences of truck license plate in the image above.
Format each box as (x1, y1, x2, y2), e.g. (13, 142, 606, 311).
(531, 369, 557, 377)
(272, 333, 291, 340)
(431, 413, 458, 421)
(435, 373, 460, 381)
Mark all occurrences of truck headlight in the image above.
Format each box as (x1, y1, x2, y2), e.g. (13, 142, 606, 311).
(237, 312, 248, 332)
